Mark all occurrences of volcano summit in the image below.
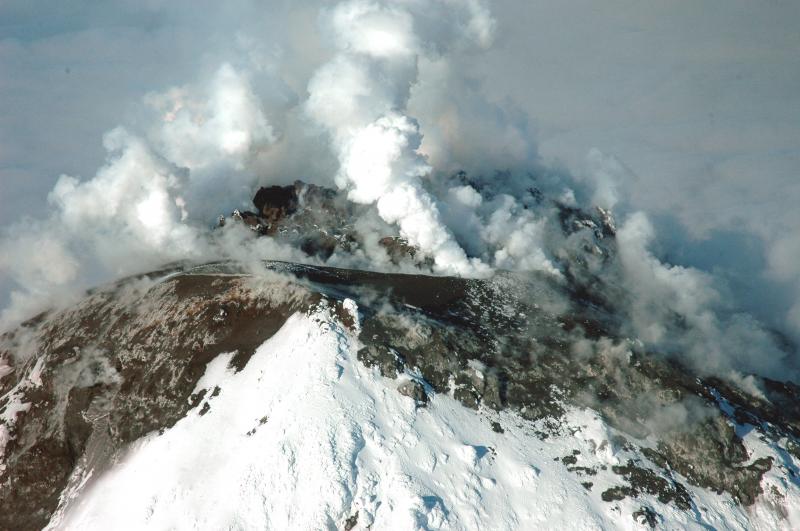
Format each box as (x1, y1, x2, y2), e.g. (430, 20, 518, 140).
(1, 184, 799, 530)
(2, 1, 799, 529)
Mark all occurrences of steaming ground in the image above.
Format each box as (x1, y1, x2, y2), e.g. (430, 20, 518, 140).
(1, 2, 799, 530)
(3, 1, 799, 334)
(0, 260, 800, 530)
(2, 267, 798, 530)
(0, 0, 797, 446)
(42, 304, 798, 530)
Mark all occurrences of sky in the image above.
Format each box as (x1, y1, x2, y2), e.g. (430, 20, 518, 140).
(0, 1, 799, 362)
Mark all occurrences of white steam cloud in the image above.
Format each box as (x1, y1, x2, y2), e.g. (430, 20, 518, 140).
(616, 212, 790, 380)
(0, 0, 796, 384)
(0, 62, 279, 326)
(305, 0, 492, 276)
(146, 64, 275, 172)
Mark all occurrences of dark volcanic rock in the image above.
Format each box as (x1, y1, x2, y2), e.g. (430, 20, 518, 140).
(227, 182, 440, 265)
(226, 182, 363, 259)
(379, 236, 424, 265)
(253, 184, 299, 222)
(0, 271, 318, 531)
(603, 460, 692, 510)
(1, 260, 799, 528)
(632, 506, 659, 528)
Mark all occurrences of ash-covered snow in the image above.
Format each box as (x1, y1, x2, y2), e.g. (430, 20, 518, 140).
(44, 301, 799, 530)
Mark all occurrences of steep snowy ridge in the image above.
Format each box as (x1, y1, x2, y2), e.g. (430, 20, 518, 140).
(0, 358, 42, 476)
(40, 300, 798, 530)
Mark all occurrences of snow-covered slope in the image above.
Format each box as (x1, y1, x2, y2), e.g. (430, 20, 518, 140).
(41, 300, 798, 530)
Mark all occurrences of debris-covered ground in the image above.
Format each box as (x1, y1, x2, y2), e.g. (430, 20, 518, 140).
(1, 184, 798, 530)
(1, 258, 799, 529)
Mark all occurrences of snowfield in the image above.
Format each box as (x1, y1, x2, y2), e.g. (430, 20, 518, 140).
(45, 301, 799, 530)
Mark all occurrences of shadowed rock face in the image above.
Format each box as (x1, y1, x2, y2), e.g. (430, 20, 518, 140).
(224, 181, 436, 264)
(253, 184, 300, 223)
(233, 182, 363, 260)
(1, 261, 799, 529)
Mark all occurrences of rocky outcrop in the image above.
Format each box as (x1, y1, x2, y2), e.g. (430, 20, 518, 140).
(253, 184, 300, 223)
(222, 182, 434, 264)
(0, 270, 319, 530)
(221, 182, 361, 259)
(1, 259, 799, 528)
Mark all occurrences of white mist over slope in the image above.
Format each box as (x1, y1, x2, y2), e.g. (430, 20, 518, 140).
(45, 303, 800, 530)
(0, 1, 798, 381)
(0, 0, 544, 327)
(304, 0, 492, 276)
